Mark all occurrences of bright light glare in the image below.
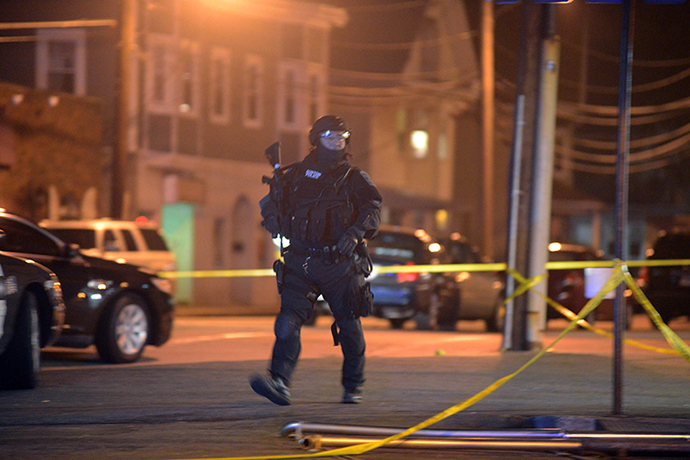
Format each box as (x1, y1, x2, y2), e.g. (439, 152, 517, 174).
(548, 242, 562, 252)
(410, 130, 428, 158)
(273, 236, 290, 249)
(428, 242, 441, 253)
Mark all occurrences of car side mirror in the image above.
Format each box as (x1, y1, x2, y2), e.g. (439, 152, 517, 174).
(66, 243, 81, 258)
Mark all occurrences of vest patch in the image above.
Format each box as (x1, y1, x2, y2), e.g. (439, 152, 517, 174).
(305, 169, 322, 179)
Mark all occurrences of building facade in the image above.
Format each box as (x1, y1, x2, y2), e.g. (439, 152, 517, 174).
(0, 0, 347, 308)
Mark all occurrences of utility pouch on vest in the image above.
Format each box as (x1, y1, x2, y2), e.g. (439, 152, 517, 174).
(359, 281, 374, 318)
(291, 207, 310, 241)
(355, 282, 374, 318)
(354, 243, 373, 277)
(273, 259, 285, 293)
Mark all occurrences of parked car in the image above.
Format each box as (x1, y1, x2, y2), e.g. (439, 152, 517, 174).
(365, 225, 460, 330)
(0, 249, 64, 390)
(40, 218, 176, 273)
(442, 233, 505, 332)
(306, 226, 458, 329)
(0, 210, 175, 363)
(637, 230, 690, 324)
(546, 242, 632, 328)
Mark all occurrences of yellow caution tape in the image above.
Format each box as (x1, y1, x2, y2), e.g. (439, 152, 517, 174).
(171, 261, 690, 460)
(621, 268, 690, 364)
(513, 267, 681, 356)
(158, 269, 275, 279)
(157, 259, 690, 278)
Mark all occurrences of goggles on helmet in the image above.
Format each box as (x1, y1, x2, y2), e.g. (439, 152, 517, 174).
(320, 130, 350, 141)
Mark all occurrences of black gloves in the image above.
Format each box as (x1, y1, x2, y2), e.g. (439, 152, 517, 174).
(337, 227, 361, 257)
(262, 215, 280, 237)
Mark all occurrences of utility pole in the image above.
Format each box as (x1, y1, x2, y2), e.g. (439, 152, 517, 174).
(481, 0, 495, 260)
(503, 2, 559, 350)
(113, 0, 137, 219)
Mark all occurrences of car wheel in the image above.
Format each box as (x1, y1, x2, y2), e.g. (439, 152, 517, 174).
(96, 294, 149, 364)
(486, 298, 505, 333)
(416, 292, 442, 331)
(389, 318, 406, 329)
(0, 292, 40, 390)
(437, 293, 459, 331)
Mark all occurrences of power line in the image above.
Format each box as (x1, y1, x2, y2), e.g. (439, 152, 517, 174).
(556, 130, 690, 165)
(343, 0, 427, 13)
(332, 30, 476, 51)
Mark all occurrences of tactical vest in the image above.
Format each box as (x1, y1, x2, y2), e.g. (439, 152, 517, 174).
(280, 163, 357, 244)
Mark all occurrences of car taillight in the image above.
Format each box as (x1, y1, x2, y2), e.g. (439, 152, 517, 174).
(397, 261, 418, 283)
(637, 266, 649, 287)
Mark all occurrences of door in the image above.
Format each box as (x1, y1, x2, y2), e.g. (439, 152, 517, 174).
(162, 203, 195, 304)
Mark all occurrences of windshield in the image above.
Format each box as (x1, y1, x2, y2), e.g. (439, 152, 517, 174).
(141, 228, 170, 251)
(46, 228, 96, 250)
(367, 231, 425, 264)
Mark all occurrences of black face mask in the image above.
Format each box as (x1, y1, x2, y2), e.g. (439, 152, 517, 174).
(316, 143, 346, 166)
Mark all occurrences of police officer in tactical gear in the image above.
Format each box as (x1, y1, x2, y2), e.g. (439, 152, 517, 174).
(250, 115, 382, 405)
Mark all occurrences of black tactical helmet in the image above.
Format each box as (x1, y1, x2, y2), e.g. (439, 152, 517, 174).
(309, 115, 350, 146)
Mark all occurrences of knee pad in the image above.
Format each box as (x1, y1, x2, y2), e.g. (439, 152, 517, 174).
(274, 311, 301, 341)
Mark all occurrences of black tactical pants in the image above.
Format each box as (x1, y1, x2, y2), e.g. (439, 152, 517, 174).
(270, 248, 366, 393)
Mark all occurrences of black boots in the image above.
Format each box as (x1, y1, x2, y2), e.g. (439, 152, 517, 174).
(342, 387, 363, 404)
(249, 373, 291, 406)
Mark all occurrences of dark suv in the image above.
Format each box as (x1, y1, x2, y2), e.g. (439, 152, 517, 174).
(367, 225, 459, 330)
(638, 230, 690, 323)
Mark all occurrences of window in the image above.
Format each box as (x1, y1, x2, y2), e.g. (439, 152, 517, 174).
(243, 55, 264, 128)
(410, 130, 429, 159)
(437, 133, 448, 160)
(121, 230, 138, 251)
(48, 229, 96, 249)
(209, 47, 231, 124)
(141, 229, 170, 251)
(103, 230, 121, 252)
(396, 109, 407, 157)
(0, 219, 61, 257)
(213, 217, 226, 268)
(36, 29, 86, 95)
(411, 110, 429, 159)
(307, 72, 323, 124)
(277, 62, 300, 130)
(146, 34, 176, 113)
(179, 40, 200, 116)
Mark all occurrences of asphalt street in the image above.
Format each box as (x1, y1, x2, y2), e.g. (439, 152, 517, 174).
(1, 314, 689, 460)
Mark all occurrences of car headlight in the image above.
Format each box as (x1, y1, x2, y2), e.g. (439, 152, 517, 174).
(151, 276, 173, 294)
(45, 275, 64, 306)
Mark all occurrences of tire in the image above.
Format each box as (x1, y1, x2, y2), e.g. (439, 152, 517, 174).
(437, 293, 460, 331)
(0, 293, 40, 390)
(416, 292, 442, 331)
(389, 318, 406, 329)
(486, 298, 505, 333)
(96, 294, 149, 364)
